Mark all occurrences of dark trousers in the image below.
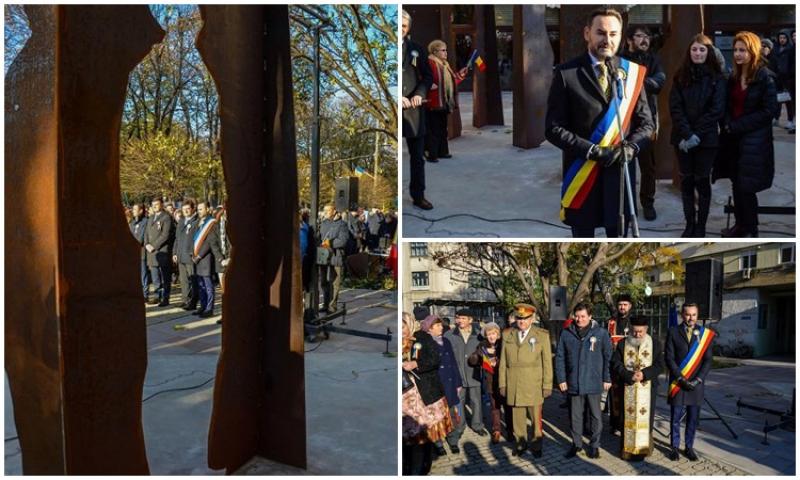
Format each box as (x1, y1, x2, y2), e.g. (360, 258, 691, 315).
(459, 385, 484, 431)
(198, 275, 215, 313)
(638, 144, 656, 208)
(141, 258, 151, 299)
(150, 261, 172, 303)
(670, 404, 700, 449)
(678, 148, 715, 227)
(402, 442, 433, 476)
(732, 185, 759, 234)
(406, 136, 426, 200)
(320, 264, 342, 311)
(178, 262, 197, 307)
(569, 393, 602, 449)
(424, 110, 450, 160)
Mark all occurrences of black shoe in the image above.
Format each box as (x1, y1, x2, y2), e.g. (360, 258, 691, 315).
(564, 446, 581, 458)
(513, 440, 527, 457)
(587, 447, 600, 459)
(215, 319, 222, 325)
(721, 223, 743, 237)
(147, 299, 160, 305)
(199, 311, 214, 318)
(412, 198, 434, 210)
(439, 154, 452, 159)
(194, 309, 205, 316)
(426, 157, 439, 163)
(667, 447, 680, 461)
(643, 205, 657, 221)
(449, 444, 460, 454)
(694, 224, 706, 238)
(158, 301, 169, 307)
(681, 224, 695, 238)
(435, 445, 447, 456)
(182, 304, 196, 311)
(684, 447, 699, 461)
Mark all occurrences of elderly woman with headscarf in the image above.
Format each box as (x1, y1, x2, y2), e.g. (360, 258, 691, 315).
(420, 315, 463, 456)
(424, 39, 469, 163)
(468, 322, 505, 444)
(402, 312, 452, 475)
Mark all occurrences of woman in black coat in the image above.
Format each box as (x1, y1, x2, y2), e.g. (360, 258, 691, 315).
(715, 32, 778, 237)
(669, 34, 726, 237)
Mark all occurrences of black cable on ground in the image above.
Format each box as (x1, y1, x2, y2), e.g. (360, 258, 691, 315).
(305, 336, 326, 353)
(142, 376, 216, 403)
(404, 212, 794, 237)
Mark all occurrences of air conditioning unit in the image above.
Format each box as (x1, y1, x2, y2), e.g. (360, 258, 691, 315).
(742, 268, 752, 280)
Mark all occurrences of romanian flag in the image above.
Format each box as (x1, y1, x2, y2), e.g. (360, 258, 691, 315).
(668, 326, 716, 398)
(475, 55, 487, 72)
(481, 351, 494, 375)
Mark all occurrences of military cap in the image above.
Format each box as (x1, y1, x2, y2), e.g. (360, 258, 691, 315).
(513, 303, 536, 320)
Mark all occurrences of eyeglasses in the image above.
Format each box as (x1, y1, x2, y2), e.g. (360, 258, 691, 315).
(633, 33, 650, 40)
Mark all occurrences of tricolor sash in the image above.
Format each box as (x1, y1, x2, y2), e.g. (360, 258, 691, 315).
(193, 217, 217, 257)
(668, 326, 715, 398)
(623, 335, 653, 456)
(560, 57, 647, 221)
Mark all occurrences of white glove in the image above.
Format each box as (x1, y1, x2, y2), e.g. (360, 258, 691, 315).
(685, 134, 701, 150)
(678, 139, 688, 153)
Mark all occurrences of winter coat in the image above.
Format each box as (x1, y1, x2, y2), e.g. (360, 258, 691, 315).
(192, 218, 223, 277)
(434, 337, 463, 407)
(669, 65, 726, 148)
(499, 326, 552, 406)
(144, 211, 173, 268)
(319, 217, 350, 267)
(468, 338, 502, 395)
(444, 326, 482, 388)
(555, 320, 612, 396)
(713, 67, 778, 193)
(664, 323, 714, 406)
(408, 330, 445, 406)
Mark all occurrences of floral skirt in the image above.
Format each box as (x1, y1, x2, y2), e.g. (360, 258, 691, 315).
(402, 387, 453, 445)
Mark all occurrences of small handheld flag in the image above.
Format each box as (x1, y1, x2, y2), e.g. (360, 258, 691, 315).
(475, 55, 487, 72)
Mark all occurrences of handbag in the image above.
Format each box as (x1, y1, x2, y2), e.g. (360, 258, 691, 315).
(777, 90, 792, 103)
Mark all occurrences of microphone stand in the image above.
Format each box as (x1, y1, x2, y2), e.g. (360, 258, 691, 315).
(606, 59, 640, 238)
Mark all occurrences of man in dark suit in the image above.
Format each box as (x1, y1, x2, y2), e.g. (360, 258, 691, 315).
(144, 197, 175, 307)
(192, 201, 224, 318)
(621, 25, 666, 221)
(173, 198, 199, 311)
(664, 303, 714, 462)
(402, 9, 434, 210)
(129, 203, 150, 301)
(545, 8, 654, 238)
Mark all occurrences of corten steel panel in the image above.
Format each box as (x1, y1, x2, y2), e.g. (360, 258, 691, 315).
(512, 5, 554, 149)
(440, 5, 462, 140)
(472, 6, 504, 128)
(5, 5, 163, 475)
(197, 6, 307, 473)
(654, 6, 704, 182)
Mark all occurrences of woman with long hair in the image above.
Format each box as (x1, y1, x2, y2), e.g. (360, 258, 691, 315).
(715, 31, 778, 237)
(424, 40, 468, 162)
(669, 34, 726, 237)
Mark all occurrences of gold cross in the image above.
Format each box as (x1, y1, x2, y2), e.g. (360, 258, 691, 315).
(626, 350, 636, 358)
(641, 351, 650, 358)
(640, 407, 648, 415)
(627, 407, 636, 415)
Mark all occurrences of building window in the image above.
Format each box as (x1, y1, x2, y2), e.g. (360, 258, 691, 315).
(779, 244, 795, 264)
(740, 251, 757, 270)
(758, 304, 768, 329)
(409, 242, 428, 258)
(411, 271, 430, 289)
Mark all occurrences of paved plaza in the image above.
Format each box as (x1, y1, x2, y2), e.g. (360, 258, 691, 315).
(429, 358, 794, 476)
(5, 286, 398, 475)
(403, 92, 796, 238)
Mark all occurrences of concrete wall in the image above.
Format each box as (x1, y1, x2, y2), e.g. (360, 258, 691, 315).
(717, 288, 784, 357)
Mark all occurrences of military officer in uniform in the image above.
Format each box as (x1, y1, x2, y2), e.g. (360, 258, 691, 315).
(402, 9, 434, 210)
(545, 8, 654, 238)
(664, 303, 715, 462)
(498, 303, 553, 458)
(144, 197, 175, 307)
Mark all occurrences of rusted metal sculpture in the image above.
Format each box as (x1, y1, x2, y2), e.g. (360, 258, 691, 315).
(654, 6, 704, 182)
(6, 4, 305, 475)
(197, 5, 306, 473)
(5, 5, 164, 474)
(512, 5, 553, 149)
(472, 5, 504, 128)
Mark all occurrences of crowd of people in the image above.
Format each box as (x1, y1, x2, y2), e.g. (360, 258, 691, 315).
(402, 296, 714, 475)
(402, 7, 795, 237)
(125, 197, 229, 319)
(299, 204, 398, 314)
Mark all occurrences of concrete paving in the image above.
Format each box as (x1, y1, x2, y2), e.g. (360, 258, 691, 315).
(4, 286, 398, 475)
(428, 358, 795, 475)
(403, 91, 796, 238)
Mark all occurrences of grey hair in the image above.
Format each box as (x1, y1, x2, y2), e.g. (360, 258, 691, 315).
(402, 9, 411, 25)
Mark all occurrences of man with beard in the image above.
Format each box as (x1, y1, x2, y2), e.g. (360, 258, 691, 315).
(664, 303, 715, 461)
(607, 293, 635, 433)
(610, 317, 663, 460)
(402, 9, 434, 210)
(621, 26, 666, 221)
(546, 8, 654, 238)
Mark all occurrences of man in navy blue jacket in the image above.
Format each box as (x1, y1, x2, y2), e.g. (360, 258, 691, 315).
(556, 302, 612, 459)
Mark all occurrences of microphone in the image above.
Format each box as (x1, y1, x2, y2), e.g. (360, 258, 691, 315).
(604, 57, 625, 100)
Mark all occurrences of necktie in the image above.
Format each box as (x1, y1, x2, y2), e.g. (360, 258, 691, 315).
(597, 63, 610, 100)
(686, 326, 693, 342)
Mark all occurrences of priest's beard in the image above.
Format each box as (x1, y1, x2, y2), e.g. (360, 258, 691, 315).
(627, 336, 643, 348)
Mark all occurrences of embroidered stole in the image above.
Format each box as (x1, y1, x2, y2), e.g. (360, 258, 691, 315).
(623, 334, 653, 455)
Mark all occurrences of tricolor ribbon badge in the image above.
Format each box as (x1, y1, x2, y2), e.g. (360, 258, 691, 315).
(529, 337, 537, 352)
(411, 50, 418, 67)
(590, 336, 597, 351)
